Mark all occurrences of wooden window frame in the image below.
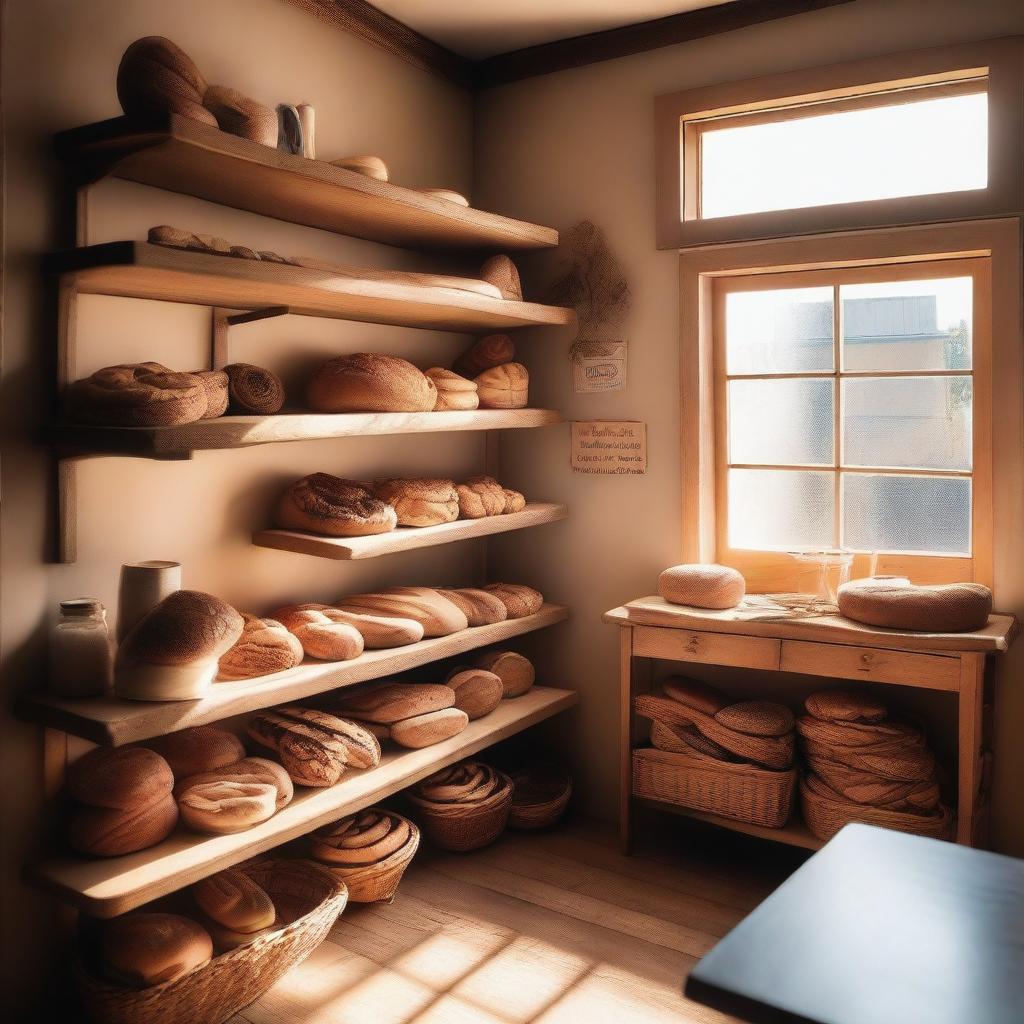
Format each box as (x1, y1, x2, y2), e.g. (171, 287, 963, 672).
(679, 219, 1023, 595)
(656, 36, 1024, 249)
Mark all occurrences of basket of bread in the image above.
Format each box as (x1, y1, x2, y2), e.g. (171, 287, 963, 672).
(407, 760, 513, 851)
(74, 859, 347, 1024)
(633, 677, 797, 828)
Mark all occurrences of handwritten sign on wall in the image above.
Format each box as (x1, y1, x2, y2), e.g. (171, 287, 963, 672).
(571, 421, 647, 475)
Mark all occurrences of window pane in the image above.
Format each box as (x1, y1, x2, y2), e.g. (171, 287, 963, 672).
(728, 469, 834, 550)
(842, 473, 971, 554)
(841, 277, 972, 370)
(726, 287, 834, 373)
(842, 377, 972, 471)
(730, 379, 834, 465)
(700, 91, 987, 219)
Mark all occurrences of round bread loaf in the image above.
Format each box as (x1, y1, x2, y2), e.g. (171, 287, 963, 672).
(218, 614, 304, 680)
(446, 669, 503, 720)
(223, 362, 285, 414)
(330, 154, 389, 180)
(837, 577, 993, 633)
(116, 36, 217, 126)
(306, 353, 436, 413)
(658, 564, 745, 610)
(479, 255, 522, 300)
(335, 587, 468, 637)
(456, 476, 506, 518)
(415, 761, 505, 805)
(311, 810, 412, 866)
(145, 726, 245, 780)
(453, 334, 516, 378)
(193, 868, 276, 950)
(331, 683, 455, 724)
(119, 591, 244, 668)
(436, 588, 508, 627)
(69, 792, 179, 857)
(101, 912, 213, 989)
(267, 604, 366, 661)
(475, 650, 534, 698)
(484, 583, 543, 619)
(173, 757, 294, 810)
(203, 85, 278, 146)
(420, 187, 469, 206)
(714, 701, 794, 738)
(474, 362, 529, 409)
(65, 363, 208, 427)
(191, 369, 229, 418)
(276, 473, 397, 537)
(424, 368, 479, 411)
(374, 478, 459, 527)
(662, 676, 728, 715)
(177, 780, 279, 834)
(391, 707, 469, 749)
(67, 746, 173, 810)
(805, 689, 888, 724)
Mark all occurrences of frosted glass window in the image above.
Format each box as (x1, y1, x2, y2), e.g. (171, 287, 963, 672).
(728, 469, 834, 550)
(725, 287, 834, 374)
(729, 379, 834, 465)
(701, 92, 988, 219)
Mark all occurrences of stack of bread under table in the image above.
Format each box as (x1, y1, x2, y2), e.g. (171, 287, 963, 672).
(633, 677, 797, 829)
(797, 688, 953, 841)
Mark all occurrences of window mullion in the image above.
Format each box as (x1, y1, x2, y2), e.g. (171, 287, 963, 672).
(833, 283, 842, 550)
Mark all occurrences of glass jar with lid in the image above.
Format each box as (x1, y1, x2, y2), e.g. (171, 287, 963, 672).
(48, 598, 112, 697)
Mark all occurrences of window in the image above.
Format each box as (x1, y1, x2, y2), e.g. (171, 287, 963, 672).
(710, 258, 992, 588)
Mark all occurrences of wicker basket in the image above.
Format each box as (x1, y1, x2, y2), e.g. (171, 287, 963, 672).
(796, 714, 925, 750)
(799, 774, 953, 842)
(74, 859, 348, 1024)
(633, 747, 796, 828)
(509, 768, 572, 829)
(408, 770, 513, 851)
(320, 814, 420, 903)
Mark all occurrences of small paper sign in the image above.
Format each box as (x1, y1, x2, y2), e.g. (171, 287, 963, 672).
(572, 340, 627, 393)
(571, 421, 647, 475)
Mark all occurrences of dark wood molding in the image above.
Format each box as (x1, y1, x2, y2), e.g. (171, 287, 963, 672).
(476, 0, 858, 88)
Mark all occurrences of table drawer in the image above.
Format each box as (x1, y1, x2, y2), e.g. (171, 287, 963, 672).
(633, 626, 780, 670)
(780, 641, 961, 690)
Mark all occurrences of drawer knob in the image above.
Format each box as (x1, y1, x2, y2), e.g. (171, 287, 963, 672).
(859, 652, 874, 671)
(686, 636, 701, 653)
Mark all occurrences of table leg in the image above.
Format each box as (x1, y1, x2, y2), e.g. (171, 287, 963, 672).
(619, 626, 634, 854)
(956, 654, 985, 846)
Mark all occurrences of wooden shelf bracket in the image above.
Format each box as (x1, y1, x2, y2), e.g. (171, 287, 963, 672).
(211, 305, 291, 368)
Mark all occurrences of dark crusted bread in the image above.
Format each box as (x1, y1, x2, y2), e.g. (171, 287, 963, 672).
(306, 353, 436, 413)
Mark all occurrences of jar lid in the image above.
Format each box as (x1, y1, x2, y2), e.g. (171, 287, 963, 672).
(60, 598, 103, 616)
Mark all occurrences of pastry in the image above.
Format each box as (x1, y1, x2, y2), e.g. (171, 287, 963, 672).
(474, 362, 529, 409)
(424, 368, 479, 411)
(269, 604, 366, 661)
(173, 757, 294, 810)
(191, 369, 229, 418)
(475, 650, 535, 698)
(453, 334, 515, 378)
(69, 792, 179, 857)
(435, 588, 508, 627)
(275, 473, 397, 537)
(330, 155, 388, 180)
(145, 726, 245, 780)
(335, 587, 468, 638)
(66, 746, 174, 810)
(837, 578, 993, 632)
(479, 255, 522, 300)
(100, 913, 212, 988)
(330, 683, 455, 724)
(446, 669, 503, 720)
(374, 478, 459, 527)
(193, 868, 276, 950)
(715, 701, 795, 738)
(116, 36, 216, 126)
(456, 476, 506, 518)
(391, 708, 469, 749)
(658, 564, 745, 609)
(306, 353, 436, 413)
(203, 85, 278, 147)
(65, 362, 208, 427)
(484, 582, 543, 618)
(223, 362, 285, 415)
(662, 676, 728, 715)
(217, 614, 304, 680)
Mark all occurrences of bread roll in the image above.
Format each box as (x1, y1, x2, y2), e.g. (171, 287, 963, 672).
(502, 488, 526, 514)
(335, 587, 468, 638)
(374, 478, 459, 527)
(100, 912, 213, 989)
(715, 701, 794, 738)
(331, 683, 455, 724)
(67, 746, 173, 810)
(177, 780, 279, 834)
(145, 726, 245, 780)
(456, 476, 506, 518)
(69, 792, 179, 857)
(306, 353, 436, 413)
(276, 473, 397, 538)
(837, 578, 993, 632)
(203, 85, 278, 147)
(420, 187, 469, 206)
(311, 810, 412, 866)
(453, 334, 516, 378)
(173, 757, 294, 810)
(270, 604, 366, 661)
(193, 868, 276, 950)
(218, 614, 304, 680)
(446, 669, 503, 720)
(475, 650, 534, 698)
(330, 155, 389, 180)
(65, 363, 208, 427)
(474, 363, 529, 409)
(116, 36, 217, 127)
(484, 583, 543, 619)
(391, 708, 469, 749)
(805, 689, 888, 725)
(223, 362, 285, 414)
(191, 369, 229, 418)
(424, 368, 479, 411)
(479, 255, 522, 300)
(436, 588, 508, 627)
(662, 676, 728, 716)
(658, 564, 745, 610)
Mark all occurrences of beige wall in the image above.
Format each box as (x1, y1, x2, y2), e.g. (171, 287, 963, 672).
(476, 0, 1024, 844)
(1, 0, 474, 1012)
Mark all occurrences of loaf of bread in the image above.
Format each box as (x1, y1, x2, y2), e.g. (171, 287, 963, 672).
(436, 588, 508, 627)
(203, 85, 278, 146)
(276, 474, 398, 537)
(335, 587, 468, 638)
(658, 564, 745, 610)
(837, 577, 993, 632)
(177, 779, 278, 834)
(456, 476, 506, 518)
(662, 676, 729, 715)
(274, 602, 422, 651)
(311, 809, 413, 867)
(100, 912, 213, 989)
(269, 604, 366, 660)
(474, 363, 529, 409)
(453, 335, 516, 378)
(330, 683, 455, 724)
(715, 701, 794, 738)
(116, 37, 216, 127)
(479, 255, 522, 300)
(484, 583, 543, 619)
(805, 689, 888, 724)
(193, 868, 276, 950)
(424, 368, 479, 411)
(420, 187, 469, 206)
(145, 726, 245, 780)
(502, 488, 526, 514)
(475, 650, 535, 698)
(391, 708, 469, 749)
(218, 614, 304, 680)
(446, 669, 503, 720)
(65, 363, 208, 427)
(67, 747, 174, 810)
(330, 155, 389, 180)
(374, 478, 459, 527)
(414, 761, 507, 806)
(69, 792, 179, 858)
(306, 354, 436, 413)
(173, 756, 294, 810)
(223, 363, 285, 415)
(191, 369, 229, 418)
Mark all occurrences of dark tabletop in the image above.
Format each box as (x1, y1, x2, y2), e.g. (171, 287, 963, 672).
(685, 824, 1024, 1024)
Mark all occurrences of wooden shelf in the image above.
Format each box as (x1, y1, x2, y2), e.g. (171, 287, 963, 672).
(30, 686, 577, 918)
(636, 797, 823, 852)
(20, 604, 568, 746)
(46, 243, 575, 332)
(56, 115, 558, 251)
(52, 408, 563, 458)
(254, 503, 568, 560)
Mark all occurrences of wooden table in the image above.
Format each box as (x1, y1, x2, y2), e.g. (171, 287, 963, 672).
(604, 596, 1018, 850)
(684, 823, 1024, 1024)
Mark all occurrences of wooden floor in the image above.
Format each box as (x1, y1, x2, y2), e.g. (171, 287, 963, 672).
(230, 816, 810, 1024)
